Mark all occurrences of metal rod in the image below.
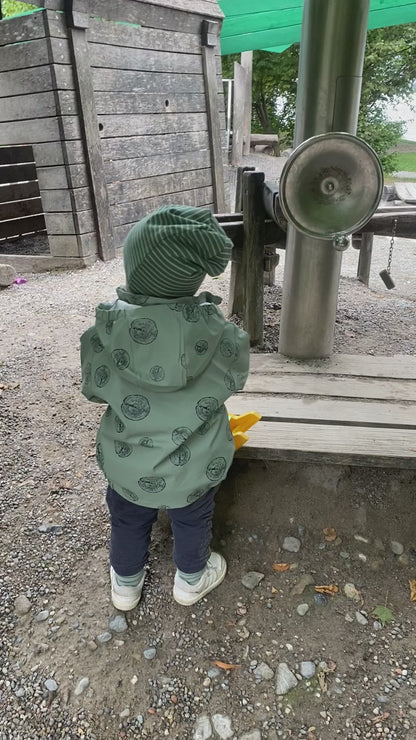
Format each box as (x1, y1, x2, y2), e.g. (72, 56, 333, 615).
(278, 0, 370, 358)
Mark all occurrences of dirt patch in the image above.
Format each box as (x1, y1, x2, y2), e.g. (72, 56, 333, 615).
(1, 254, 416, 739)
(0, 232, 49, 256)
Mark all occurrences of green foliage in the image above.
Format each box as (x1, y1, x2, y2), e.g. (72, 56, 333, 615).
(222, 24, 416, 172)
(372, 605, 395, 626)
(2, 1, 37, 18)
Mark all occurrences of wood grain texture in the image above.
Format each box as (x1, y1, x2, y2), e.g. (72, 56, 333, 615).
(100, 130, 210, 162)
(249, 353, 416, 380)
(92, 68, 207, 94)
(104, 149, 211, 184)
(244, 373, 416, 402)
(111, 186, 214, 227)
(108, 168, 212, 206)
(87, 17, 201, 53)
(89, 43, 202, 75)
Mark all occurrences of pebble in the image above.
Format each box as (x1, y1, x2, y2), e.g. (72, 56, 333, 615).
(410, 699, 416, 710)
(34, 610, 49, 622)
(15, 688, 25, 698)
(314, 593, 328, 606)
(282, 536, 301, 553)
(300, 661, 316, 679)
(391, 540, 404, 555)
(119, 708, 129, 718)
(397, 553, 409, 566)
(241, 571, 265, 590)
(74, 677, 90, 696)
(340, 551, 350, 559)
(193, 715, 212, 740)
(296, 603, 309, 616)
(96, 631, 112, 644)
(275, 663, 298, 695)
(344, 583, 361, 601)
(37, 523, 63, 534)
(355, 611, 368, 626)
(44, 678, 58, 693)
(0, 263, 17, 287)
(207, 667, 221, 679)
(240, 731, 261, 740)
(290, 573, 314, 595)
(253, 661, 274, 681)
(298, 525, 306, 537)
(108, 614, 128, 633)
(87, 640, 98, 651)
(211, 713, 233, 739)
(144, 647, 156, 660)
(14, 595, 32, 616)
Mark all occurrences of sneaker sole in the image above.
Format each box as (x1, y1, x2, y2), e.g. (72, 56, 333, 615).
(173, 560, 227, 606)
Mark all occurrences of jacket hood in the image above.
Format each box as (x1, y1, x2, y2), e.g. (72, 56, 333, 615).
(90, 287, 227, 393)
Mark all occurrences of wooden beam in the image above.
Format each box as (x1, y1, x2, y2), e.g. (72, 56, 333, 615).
(241, 51, 253, 157)
(231, 61, 246, 166)
(242, 170, 265, 346)
(61, 4, 114, 260)
(227, 166, 254, 315)
(201, 20, 226, 212)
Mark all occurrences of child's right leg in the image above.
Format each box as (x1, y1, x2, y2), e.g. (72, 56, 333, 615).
(106, 486, 158, 610)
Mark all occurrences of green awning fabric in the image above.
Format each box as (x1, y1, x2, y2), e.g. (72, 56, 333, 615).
(219, 0, 416, 55)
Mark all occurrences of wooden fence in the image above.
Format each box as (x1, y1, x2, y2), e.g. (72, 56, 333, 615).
(0, 145, 46, 243)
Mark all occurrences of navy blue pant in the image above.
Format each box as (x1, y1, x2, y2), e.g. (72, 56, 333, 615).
(106, 486, 216, 576)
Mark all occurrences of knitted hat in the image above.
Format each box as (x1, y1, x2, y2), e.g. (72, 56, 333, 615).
(123, 205, 233, 298)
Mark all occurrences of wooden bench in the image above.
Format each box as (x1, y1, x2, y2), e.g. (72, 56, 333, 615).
(246, 133, 280, 155)
(227, 353, 416, 468)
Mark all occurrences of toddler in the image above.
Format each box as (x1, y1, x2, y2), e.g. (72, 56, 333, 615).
(80, 205, 249, 610)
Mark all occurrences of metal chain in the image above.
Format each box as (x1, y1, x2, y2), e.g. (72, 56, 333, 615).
(387, 218, 397, 274)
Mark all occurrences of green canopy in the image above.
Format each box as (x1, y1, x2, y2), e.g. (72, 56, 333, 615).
(219, 0, 416, 55)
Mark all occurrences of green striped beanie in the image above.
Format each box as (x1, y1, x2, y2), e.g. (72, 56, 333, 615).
(123, 205, 233, 298)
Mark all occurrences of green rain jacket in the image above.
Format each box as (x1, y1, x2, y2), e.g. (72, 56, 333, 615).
(80, 287, 250, 508)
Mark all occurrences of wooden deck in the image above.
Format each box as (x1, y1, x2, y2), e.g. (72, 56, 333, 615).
(227, 354, 416, 468)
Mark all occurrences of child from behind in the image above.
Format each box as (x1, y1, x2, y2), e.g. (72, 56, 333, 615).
(80, 205, 250, 610)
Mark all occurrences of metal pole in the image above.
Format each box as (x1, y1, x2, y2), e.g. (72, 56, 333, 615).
(278, 0, 370, 358)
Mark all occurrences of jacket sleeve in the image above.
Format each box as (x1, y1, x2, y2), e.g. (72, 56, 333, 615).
(216, 320, 250, 398)
(80, 326, 107, 404)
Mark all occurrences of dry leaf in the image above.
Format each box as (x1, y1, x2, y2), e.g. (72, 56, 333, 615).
(409, 580, 416, 602)
(317, 670, 328, 693)
(148, 707, 156, 715)
(372, 712, 390, 723)
(213, 661, 241, 671)
(315, 585, 339, 596)
(273, 563, 290, 572)
(271, 587, 279, 594)
(323, 527, 337, 542)
(327, 660, 337, 672)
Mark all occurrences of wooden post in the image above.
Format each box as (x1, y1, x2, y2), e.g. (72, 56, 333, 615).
(242, 170, 265, 346)
(241, 51, 253, 156)
(357, 232, 374, 286)
(201, 20, 226, 212)
(64, 2, 114, 261)
(228, 166, 254, 316)
(231, 62, 246, 166)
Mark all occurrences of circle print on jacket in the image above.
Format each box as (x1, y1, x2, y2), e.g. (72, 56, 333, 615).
(206, 457, 227, 481)
(121, 394, 150, 420)
(114, 440, 133, 457)
(172, 426, 192, 445)
(224, 371, 236, 392)
(114, 414, 125, 433)
(112, 349, 130, 370)
(90, 333, 103, 353)
(95, 365, 110, 388)
(220, 338, 236, 358)
(129, 318, 158, 344)
(169, 444, 191, 466)
(195, 339, 208, 355)
(187, 487, 208, 504)
(195, 397, 219, 421)
(138, 476, 166, 493)
(84, 362, 92, 384)
(183, 303, 201, 323)
(149, 365, 165, 382)
(96, 442, 104, 469)
(122, 487, 140, 503)
(139, 437, 153, 448)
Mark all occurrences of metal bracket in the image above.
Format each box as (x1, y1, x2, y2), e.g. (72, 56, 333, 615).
(201, 20, 219, 47)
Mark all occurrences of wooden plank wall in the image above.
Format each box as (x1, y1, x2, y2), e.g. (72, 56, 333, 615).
(0, 10, 96, 261)
(0, 145, 46, 243)
(0, 0, 228, 264)
(83, 0, 227, 249)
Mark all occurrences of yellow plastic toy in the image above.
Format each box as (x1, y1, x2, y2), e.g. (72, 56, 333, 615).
(228, 411, 262, 450)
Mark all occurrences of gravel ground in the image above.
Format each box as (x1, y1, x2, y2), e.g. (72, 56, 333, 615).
(1, 166, 416, 739)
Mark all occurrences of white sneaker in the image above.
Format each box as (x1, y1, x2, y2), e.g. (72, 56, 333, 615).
(173, 552, 227, 606)
(110, 566, 145, 611)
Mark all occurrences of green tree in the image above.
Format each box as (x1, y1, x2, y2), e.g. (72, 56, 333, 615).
(1, 1, 37, 18)
(222, 24, 416, 173)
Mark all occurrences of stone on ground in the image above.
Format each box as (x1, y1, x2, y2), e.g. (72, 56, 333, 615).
(0, 264, 16, 288)
(275, 663, 298, 695)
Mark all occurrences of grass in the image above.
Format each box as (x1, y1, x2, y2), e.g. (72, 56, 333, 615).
(393, 151, 416, 171)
